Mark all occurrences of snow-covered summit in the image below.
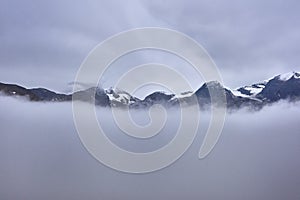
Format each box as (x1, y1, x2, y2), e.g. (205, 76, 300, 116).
(234, 72, 300, 98)
(277, 71, 300, 81)
(105, 87, 136, 105)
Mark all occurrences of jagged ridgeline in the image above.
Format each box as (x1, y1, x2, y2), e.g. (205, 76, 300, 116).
(1, 72, 300, 110)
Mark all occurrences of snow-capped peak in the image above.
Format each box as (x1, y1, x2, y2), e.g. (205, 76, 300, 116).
(278, 72, 295, 81)
(276, 71, 300, 81)
(105, 87, 135, 105)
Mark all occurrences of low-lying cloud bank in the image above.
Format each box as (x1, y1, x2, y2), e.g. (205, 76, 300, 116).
(0, 97, 299, 200)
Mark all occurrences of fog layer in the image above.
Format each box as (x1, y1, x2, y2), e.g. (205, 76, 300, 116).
(0, 97, 299, 200)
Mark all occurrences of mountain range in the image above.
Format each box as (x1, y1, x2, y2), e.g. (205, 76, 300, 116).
(1, 72, 300, 110)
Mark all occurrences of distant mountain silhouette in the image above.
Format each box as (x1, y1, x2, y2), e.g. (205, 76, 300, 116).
(1, 72, 300, 110)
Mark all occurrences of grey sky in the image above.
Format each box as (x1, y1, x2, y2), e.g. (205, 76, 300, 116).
(0, 0, 299, 94)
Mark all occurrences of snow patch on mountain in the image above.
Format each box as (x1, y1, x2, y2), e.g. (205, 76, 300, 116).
(230, 90, 249, 98)
(268, 71, 300, 82)
(105, 88, 135, 105)
(236, 83, 266, 97)
(244, 85, 264, 95)
(279, 72, 296, 81)
(171, 91, 194, 100)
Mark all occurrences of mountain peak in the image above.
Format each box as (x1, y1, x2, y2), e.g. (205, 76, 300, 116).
(204, 80, 222, 87)
(105, 87, 136, 106)
(1, 71, 300, 110)
(275, 71, 300, 81)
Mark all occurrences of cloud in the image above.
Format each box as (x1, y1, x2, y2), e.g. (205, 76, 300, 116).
(0, 0, 167, 91)
(143, 0, 300, 87)
(0, 97, 299, 199)
(0, 0, 299, 92)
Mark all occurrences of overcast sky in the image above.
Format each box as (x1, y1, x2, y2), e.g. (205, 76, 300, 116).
(0, 0, 299, 94)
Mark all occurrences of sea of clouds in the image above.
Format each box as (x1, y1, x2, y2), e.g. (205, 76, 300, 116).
(0, 96, 299, 200)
